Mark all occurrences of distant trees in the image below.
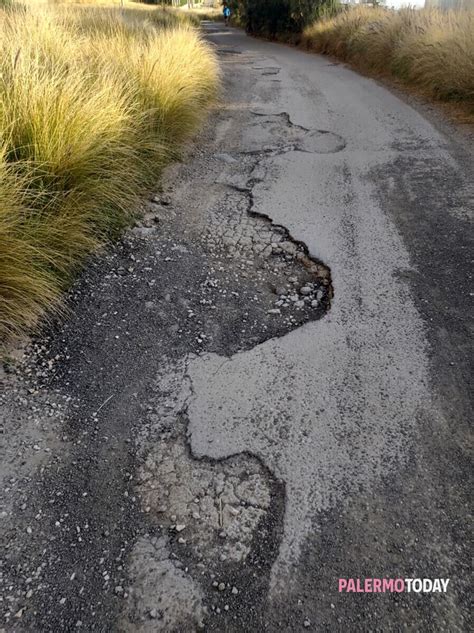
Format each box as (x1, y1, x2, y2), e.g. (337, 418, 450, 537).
(231, 0, 340, 35)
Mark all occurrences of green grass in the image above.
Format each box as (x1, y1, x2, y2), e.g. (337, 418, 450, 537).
(0, 2, 219, 340)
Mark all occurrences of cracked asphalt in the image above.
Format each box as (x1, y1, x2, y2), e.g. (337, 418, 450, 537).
(1, 21, 472, 632)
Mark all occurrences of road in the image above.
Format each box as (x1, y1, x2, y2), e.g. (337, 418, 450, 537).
(1, 22, 472, 632)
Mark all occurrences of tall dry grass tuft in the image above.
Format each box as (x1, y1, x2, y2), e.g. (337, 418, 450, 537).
(0, 149, 62, 338)
(302, 7, 474, 109)
(0, 3, 219, 341)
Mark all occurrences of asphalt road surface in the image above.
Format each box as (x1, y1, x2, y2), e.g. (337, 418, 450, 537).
(1, 22, 472, 632)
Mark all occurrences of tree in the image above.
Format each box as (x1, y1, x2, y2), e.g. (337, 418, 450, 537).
(232, 0, 340, 35)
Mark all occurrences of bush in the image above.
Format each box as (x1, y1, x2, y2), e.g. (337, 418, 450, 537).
(0, 3, 219, 340)
(302, 7, 474, 107)
(231, 0, 339, 36)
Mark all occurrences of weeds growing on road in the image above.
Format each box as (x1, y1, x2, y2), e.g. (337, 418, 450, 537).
(0, 2, 218, 340)
(301, 7, 474, 112)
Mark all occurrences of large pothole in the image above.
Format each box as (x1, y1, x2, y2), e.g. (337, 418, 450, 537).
(119, 361, 284, 632)
(133, 111, 335, 354)
(138, 429, 272, 564)
(214, 110, 345, 155)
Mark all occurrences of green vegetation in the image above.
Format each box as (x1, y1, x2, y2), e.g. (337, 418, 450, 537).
(0, 2, 219, 340)
(229, 0, 339, 35)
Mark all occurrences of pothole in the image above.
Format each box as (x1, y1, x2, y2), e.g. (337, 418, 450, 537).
(253, 66, 281, 76)
(217, 111, 346, 154)
(202, 140, 333, 338)
(217, 48, 242, 55)
(204, 186, 331, 324)
(119, 363, 284, 632)
(137, 425, 271, 564)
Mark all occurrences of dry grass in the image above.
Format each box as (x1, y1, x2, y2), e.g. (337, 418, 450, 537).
(183, 6, 223, 23)
(0, 2, 219, 340)
(302, 7, 474, 111)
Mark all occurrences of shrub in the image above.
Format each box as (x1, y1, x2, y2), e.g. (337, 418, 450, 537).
(0, 3, 219, 340)
(230, 0, 339, 36)
(302, 7, 474, 107)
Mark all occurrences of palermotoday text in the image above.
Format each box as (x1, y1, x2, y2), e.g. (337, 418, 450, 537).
(338, 578, 450, 593)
